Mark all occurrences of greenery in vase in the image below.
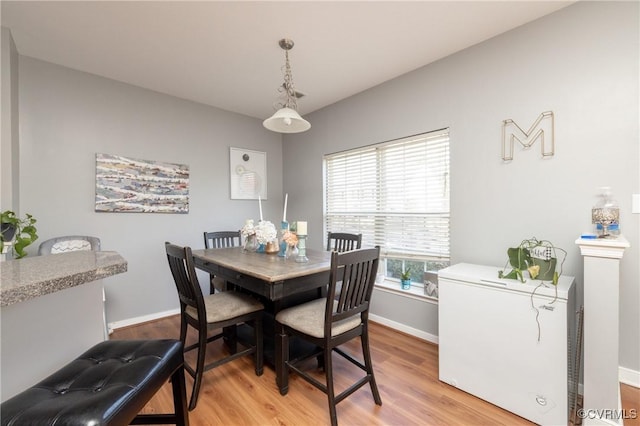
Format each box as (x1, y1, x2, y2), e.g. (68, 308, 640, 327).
(1, 210, 38, 259)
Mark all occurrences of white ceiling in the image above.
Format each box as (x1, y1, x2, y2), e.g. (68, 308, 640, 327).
(2, 1, 574, 120)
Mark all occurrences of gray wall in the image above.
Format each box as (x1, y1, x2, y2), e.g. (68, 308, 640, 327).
(282, 1, 639, 372)
(1, 27, 19, 212)
(16, 57, 284, 324)
(4, 1, 638, 375)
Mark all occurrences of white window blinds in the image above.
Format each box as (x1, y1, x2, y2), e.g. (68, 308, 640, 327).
(324, 129, 450, 261)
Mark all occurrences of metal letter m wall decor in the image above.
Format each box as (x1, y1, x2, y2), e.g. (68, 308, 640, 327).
(502, 111, 554, 161)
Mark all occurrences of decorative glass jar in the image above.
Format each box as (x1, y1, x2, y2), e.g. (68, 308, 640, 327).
(285, 244, 298, 260)
(243, 234, 258, 252)
(592, 187, 619, 238)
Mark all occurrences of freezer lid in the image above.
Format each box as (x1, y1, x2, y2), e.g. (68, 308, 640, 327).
(438, 263, 574, 300)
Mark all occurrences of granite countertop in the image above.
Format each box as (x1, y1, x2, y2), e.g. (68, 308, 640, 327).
(0, 251, 127, 307)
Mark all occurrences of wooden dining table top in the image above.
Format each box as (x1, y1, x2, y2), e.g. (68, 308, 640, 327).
(191, 247, 332, 283)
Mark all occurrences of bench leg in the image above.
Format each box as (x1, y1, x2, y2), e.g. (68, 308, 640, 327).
(171, 365, 189, 426)
(130, 365, 189, 425)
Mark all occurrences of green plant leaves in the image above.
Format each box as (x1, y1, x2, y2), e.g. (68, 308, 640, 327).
(1, 211, 38, 259)
(507, 247, 531, 269)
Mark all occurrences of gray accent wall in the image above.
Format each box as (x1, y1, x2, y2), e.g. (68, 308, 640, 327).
(15, 56, 284, 324)
(1, 27, 19, 212)
(282, 1, 639, 373)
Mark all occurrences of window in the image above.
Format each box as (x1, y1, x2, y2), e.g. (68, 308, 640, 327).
(323, 129, 450, 295)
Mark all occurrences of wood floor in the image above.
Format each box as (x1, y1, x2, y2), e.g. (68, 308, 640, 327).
(112, 315, 639, 425)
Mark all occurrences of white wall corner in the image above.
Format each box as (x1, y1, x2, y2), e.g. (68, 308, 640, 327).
(631, 194, 640, 214)
(619, 366, 640, 388)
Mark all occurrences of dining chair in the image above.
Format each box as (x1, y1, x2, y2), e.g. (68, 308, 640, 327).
(38, 235, 101, 255)
(275, 246, 382, 426)
(326, 232, 362, 252)
(203, 231, 241, 294)
(165, 242, 264, 411)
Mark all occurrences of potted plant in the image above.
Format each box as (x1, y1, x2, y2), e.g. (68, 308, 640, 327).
(498, 237, 566, 285)
(400, 269, 412, 290)
(1, 210, 38, 259)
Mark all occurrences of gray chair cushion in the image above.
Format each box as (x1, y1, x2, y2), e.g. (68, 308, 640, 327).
(186, 291, 263, 323)
(275, 298, 361, 338)
(50, 239, 93, 253)
(38, 236, 101, 255)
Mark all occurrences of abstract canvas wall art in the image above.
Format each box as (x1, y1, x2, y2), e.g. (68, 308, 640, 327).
(95, 153, 189, 213)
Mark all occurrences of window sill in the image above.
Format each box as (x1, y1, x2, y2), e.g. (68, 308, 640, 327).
(374, 280, 439, 305)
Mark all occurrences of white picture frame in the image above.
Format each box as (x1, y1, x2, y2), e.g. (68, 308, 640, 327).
(229, 147, 267, 199)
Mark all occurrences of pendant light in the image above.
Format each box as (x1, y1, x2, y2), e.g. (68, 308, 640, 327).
(263, 39, 311, 133)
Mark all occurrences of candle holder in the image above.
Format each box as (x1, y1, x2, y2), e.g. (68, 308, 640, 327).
(295, 235, 309, 263)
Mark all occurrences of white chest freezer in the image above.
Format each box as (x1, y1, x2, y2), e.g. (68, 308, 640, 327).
(438, 263, 576, 425)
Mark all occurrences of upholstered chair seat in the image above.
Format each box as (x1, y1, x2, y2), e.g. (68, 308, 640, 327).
(275, 298, 361, 338)
(186, 291, 263, 323)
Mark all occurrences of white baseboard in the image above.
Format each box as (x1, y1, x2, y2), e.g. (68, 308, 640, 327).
(107, 308, 179, 334)
(619, 366, 640, 388)
(369, 313, 439, 344)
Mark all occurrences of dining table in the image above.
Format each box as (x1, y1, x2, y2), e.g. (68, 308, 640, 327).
(191, 246, 333, 364)
(191, 246, 332, 307)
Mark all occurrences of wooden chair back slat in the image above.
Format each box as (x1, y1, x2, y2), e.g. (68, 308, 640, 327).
(203, 231, 241, 249)
(326, 232, 362, 252)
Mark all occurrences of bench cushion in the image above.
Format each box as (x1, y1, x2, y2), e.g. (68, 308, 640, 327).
(1, 339, 183, 426)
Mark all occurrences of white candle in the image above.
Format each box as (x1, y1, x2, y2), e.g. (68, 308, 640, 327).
(283, 193, 288, 222)
(258, 195, 263, 221)
(297, 221, 307, 235)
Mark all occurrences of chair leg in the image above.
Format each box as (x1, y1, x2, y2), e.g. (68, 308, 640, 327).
(223, 325, 238, 354)
(254, 316, 264, 376)
(317, 353, 325, 370)
(275, 323, 289, 395)
(188, 326, 208, 411)
(209, 276, 216, 294)
(325, 347, 338, 426)
(361, 324, 382, 406)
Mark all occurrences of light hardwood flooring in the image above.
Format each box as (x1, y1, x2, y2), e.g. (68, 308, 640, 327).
(112, 315, 639, 425)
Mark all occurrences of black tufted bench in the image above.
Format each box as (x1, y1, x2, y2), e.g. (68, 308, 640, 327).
(1, 339, 189, 426)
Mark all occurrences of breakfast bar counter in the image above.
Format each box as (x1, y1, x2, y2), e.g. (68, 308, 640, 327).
(0, 250, 127, 306)
(0, 251, 127, 401)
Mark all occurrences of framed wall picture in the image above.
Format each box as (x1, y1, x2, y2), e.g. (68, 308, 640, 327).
(95, 153, 189, 213)
(230, 147, 267, 199)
